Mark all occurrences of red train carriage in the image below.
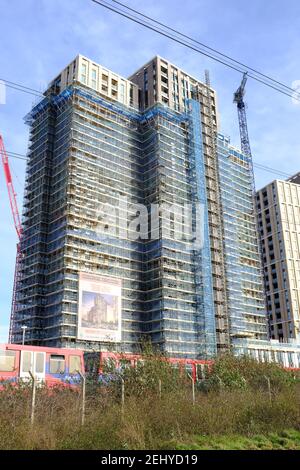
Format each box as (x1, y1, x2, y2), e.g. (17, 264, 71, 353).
(167, 356, 213, 382)
(2, 345, 298, 389)
(0, 344, 84, 388)
(84, 350, 213, 382)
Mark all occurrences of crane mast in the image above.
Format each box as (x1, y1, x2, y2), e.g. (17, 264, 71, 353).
(0, 135, 22, 239)
(233, 72, 256, 195)
(0, 134, 22, 343)
(233, 72, 252, 158)
(233, 74, 270, 337)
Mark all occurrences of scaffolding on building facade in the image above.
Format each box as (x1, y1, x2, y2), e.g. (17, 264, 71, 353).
(218, 134, 268, 341)
(13, 82, 221, 358)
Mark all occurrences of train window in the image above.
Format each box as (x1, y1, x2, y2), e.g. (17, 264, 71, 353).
(35, 353, 45, 374)
(270, 351, 276, 362)
(69, 355, 81, 374)
(277, 352, 284, 365)
(0, 350, 16, 372)
(22, 351, 32, 373)
(84, 352, 99, 374)
(50, 355, 65, 374)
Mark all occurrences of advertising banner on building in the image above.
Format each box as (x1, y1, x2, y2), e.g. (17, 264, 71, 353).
(77, 273, 122, 343)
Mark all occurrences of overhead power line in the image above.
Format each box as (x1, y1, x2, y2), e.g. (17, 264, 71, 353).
(253, 162, 291, 178)
(0, 2, 297, 179)
(0, 78, 43, 98)
(2, 79, 43, 95)
(91, 0, 300, 102)
(3, 149, 294, 180)
(5, 151, 28, 162)
(0, 2, 299, 104)
(111, 0, 295, 94)
(0, 1, 299, 103)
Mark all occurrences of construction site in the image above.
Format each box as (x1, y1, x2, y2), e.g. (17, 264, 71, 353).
(2, 0, 300, 458)
(8, 55, 222, 358)
(0, 54, 297, 367)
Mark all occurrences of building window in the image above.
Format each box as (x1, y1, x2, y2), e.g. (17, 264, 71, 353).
(111, 78, 118, 98)
(130, 84, 134, 107)
(81, 63, 87, 84)
(91, 69, 97, 89)
(120, 83, 125, 104)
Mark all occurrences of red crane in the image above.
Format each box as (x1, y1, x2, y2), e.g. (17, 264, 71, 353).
(0, 135, 22, 239)
(0, 134, 22, 342)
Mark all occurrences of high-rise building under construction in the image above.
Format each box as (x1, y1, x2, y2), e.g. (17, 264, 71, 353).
(10, 55, 300, 367)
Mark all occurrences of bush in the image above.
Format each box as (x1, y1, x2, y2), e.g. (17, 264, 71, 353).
(0, 353, 299, 449)
(203, 354, 297, 392)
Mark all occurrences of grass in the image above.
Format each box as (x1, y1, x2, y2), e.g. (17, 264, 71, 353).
(174, 430, 300, 450)
(0, 354, 299, 450)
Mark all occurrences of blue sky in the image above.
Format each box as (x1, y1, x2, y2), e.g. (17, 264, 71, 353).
(0, 0, 300, 342)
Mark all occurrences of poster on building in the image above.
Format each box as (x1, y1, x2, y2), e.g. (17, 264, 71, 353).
(77, 273, 122, 342)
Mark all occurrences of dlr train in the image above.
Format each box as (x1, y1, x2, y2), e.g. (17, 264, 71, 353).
(0, 343, 298, 388)
(0, 343, 212, 387)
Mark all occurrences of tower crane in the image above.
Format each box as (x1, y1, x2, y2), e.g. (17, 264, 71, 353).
(233, 72, 255, 193)
(0, 134, 22, 342)
(233, 72, 252, 156)
(233, 74, 271, 336)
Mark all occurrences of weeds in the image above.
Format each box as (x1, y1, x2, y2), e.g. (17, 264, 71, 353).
(0, 354, 299, 449)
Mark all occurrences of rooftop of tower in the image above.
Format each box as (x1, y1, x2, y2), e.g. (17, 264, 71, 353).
(44, 54, 217, 114)
(128, 54, 216, 93)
